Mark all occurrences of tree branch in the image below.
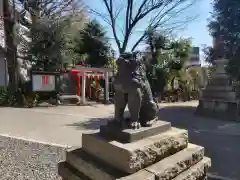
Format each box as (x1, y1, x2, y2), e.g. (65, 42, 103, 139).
(102, 0, 121, 52)
(95, 0, 197, 54)
(131, 31, 147, 52)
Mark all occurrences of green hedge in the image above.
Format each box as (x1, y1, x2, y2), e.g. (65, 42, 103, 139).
(0, 86, 16, 106)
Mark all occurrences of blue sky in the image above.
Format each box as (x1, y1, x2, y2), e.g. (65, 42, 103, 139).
(84, 0, 213, 62)
(180, 0, 212, 48)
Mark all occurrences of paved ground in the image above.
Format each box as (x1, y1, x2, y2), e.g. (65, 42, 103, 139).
(158, 101, 240, 180)
(0, 101, 240, 179)
(0, 103, 114, 146)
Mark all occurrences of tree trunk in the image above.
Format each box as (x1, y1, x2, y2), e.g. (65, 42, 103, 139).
(3, 0, 17, 91)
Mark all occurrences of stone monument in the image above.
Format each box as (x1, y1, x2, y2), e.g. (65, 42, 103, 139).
(58, 53, 211, 180)
(196, 58, 239, 120)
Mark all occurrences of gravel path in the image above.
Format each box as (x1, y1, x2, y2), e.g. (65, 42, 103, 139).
(0, 135, 67, 180)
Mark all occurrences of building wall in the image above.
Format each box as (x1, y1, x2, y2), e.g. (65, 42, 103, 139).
(184, 47, 200, 68)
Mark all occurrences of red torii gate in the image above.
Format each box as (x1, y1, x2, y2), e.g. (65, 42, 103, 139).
(70, 66, 112, 104)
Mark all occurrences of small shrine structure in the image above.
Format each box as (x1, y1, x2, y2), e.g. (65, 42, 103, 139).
(70, 65, 113, 104)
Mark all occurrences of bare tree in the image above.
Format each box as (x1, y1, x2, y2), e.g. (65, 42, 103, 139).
(90, 0, 197, 54)
(3, 0, 18, 91)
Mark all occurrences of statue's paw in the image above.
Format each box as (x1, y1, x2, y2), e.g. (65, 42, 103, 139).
(142, 117, 158, 127)
(149, 117, 158, 125)
(129, 121, 141, 129)
(141, 121, 150, 127)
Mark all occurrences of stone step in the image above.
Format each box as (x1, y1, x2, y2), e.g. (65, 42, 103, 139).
(77, 127, 188, 174)
(204, 86, 233, 91)
(100, 120, 171, 143)
(62, 143, 203, 180)
(172, 157, 211, 180)
(202, 90, 236, 100)
(58, 161, 91, 180)
(211, 73, 229, 79)
(65, 149, 154, 180)
(145, 143, 205, 180)
(208, 78, 230, 86)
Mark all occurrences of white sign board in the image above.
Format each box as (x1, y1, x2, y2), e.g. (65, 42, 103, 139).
(173, 78, 179, 89)
(32, 74, 55, 92)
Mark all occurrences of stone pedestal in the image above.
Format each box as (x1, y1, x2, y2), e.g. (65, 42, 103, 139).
(196, 59, 240, 121)
(58, 119, 211, 180)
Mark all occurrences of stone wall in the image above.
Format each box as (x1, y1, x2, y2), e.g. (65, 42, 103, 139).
(0, 135, 69, 180)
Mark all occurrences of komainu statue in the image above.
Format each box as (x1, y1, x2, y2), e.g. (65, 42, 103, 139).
(113, 52, 159, 129)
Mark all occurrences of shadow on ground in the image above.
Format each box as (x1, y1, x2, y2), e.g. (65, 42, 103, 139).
(65, 116, 113, 130)
(159, 105, 240, 180)
(66, 104, 240, 179)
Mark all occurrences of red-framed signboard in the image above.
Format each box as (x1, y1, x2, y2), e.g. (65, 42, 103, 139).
(31, 71, 60, 92)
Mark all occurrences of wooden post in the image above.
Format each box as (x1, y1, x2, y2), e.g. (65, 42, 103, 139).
(88, 77, 92, 99)
(81, 72, 86, 104)
(95, 76, 99, 101)
(77, 75, 81, 96)
(104, 71, 110, 104)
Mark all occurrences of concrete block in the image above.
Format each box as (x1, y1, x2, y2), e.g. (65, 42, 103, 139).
(59, 95, 81, 104)
(100, 120, 171, 143)
(146, 143, 204, 179)
(172, 157, 211, 180)
(66, 149, 154, 180)
(82, 128, 188, 173)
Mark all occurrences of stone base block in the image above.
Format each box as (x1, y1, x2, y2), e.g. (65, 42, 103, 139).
(81, 127, 188, 173)
(172, 157, 211, 180)
(100, 120, 171, 143)
(202, 90, 236, 100)
(60, 143, 204, 180)
(196, 99, 240, 121)
(207, 76, 230, 86)
(146, 143, 204, 179)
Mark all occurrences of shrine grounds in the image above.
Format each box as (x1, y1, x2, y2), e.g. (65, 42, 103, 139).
(0, 101, 239, 180)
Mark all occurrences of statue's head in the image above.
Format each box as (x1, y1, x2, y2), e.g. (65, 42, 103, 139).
(117, 52, 144, 68)
(116, 52, 146, 81)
